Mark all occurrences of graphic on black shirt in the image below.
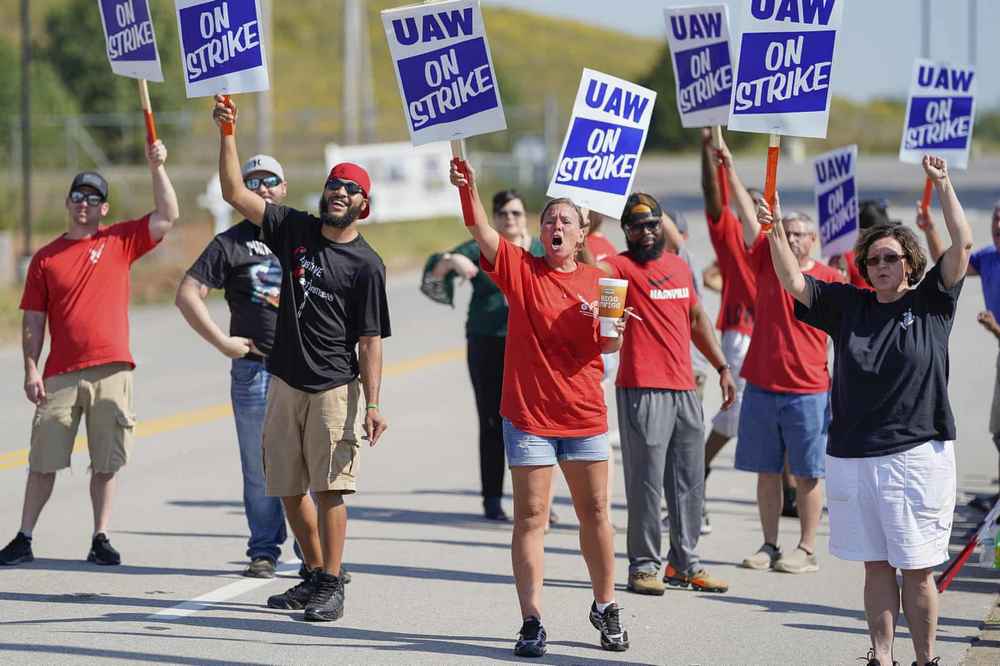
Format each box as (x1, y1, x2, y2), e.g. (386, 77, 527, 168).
(261, 203, 391, 393)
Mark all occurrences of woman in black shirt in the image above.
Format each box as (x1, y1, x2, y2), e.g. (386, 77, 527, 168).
(759, 155, 972, 666)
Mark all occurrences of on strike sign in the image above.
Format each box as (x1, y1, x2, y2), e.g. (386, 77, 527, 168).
(728, 0, 844, 138)
(98, 0, 164, 81)
(382, 0, 506, 146)
(899, 59, 976, 170)
(175, 0, 270, 98)
(664, 4, 733, 128)
(547, 69, 656, 219)
(813, 145, 858, 258)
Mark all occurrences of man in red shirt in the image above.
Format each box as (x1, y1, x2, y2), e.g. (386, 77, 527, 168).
(699, 131, 761, 535)
(591, 193, 736, 596)
(0, 141, 179, 567)
(735, 194, 842, 575)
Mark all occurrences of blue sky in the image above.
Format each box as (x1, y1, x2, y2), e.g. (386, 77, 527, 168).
(484, 0, 999, 107)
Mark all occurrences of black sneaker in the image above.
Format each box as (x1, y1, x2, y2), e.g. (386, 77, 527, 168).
(0, 532, 34, 565)
(244, 557, 276, 578)
(299, 563, 351, 584)
(861, 648, 899, 665)
(911, 659, 940, 666)
(513, 616, 547, 658)
(267, 571, 317, 610)
(589, 602, 629, 652)
(87, 533, 121, 565)
(303, 571, 345, 622)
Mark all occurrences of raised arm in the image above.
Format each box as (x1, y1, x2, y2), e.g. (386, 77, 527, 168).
(213, 96, 266, 226)
(701, 129, 723, 221)
(915, 204, 948, 265)
(22, 310, 47, 405)
(449, 160, 500, 265)
(146, 140, 180, 242)
(923, 155, 973, 287)
(715, 138, 760, 247)
(762, 194, 810, 306)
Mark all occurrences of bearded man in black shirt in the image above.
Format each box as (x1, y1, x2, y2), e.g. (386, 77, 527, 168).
(760, 155, 972, 666)
(213, 96, 391, 623)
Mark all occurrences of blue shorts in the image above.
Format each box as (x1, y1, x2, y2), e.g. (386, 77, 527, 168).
(503, 419, 609, 467)
(734, 383, 829, 479)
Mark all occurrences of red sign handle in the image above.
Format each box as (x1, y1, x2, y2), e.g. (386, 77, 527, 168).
(762, 135, 781, 232)
(221, 95, 235, 136)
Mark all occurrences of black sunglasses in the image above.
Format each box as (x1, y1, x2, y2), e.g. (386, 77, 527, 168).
(325, 178, 364, 196)
(865, 253, 904, 267)
(244, 175, 282, 190)
(70, 191, 104, 206)
(625, 220, 660, 235)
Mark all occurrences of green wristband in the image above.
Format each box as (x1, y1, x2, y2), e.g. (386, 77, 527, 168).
(366, 403, 379, 410)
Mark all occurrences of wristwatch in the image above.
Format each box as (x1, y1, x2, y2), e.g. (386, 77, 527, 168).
(716, 363, 732, 374)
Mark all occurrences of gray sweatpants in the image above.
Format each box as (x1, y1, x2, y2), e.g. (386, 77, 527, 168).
(617, 387, 705, 576)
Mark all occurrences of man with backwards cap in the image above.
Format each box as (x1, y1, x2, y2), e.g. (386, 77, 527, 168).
(0, 140, 178, 567)
(212, 96, 390, 623)
(176, 154, 302, 579)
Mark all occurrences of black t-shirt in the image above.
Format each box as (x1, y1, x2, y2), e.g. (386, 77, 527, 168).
(261, 203, 391, 393)
(795, 262, 964, 458)
(187, 220, 281, 358)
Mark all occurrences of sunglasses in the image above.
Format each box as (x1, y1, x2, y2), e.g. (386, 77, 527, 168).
(865, 253, 904, 267)
(625, 220, 660, 235)
(325, 178, 364, 196)
(244, 175, 282, 190)
(69, 191, 104, 206)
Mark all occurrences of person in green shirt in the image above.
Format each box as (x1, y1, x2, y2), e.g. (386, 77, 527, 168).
(421, 190, 543, 521)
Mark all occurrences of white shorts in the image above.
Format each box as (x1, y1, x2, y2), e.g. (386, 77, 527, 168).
(710, 330, 750, 438)
(826, 441, 956, 570)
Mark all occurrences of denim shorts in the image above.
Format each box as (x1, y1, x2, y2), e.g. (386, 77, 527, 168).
(502, 419, 609, 467)
(734, 383, 829, 479)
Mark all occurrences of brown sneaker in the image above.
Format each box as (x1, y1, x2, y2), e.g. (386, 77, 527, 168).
(774, 546, 819, 574)
(663, 564, 729, 593)
(741, 543, 781, 570)
(627, 570, 665, 596)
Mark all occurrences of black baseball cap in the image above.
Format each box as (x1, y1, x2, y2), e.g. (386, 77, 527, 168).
(621, 192, 663, 226)
(69, 172, 109, 201)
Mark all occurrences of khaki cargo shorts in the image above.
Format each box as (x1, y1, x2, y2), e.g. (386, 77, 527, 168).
(29, 363, 135, 474)
(262, 377, 364, 497)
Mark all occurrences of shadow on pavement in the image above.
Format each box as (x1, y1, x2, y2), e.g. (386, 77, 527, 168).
(0, 643, 268, 665)
(0, 558, 243, 578)
(0, 590, 270, 615)
(783, 622, 975, 646)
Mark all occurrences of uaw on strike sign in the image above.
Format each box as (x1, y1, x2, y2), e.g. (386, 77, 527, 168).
(813, 145, 858, 258)
(382, 0, 506, 146)
(547, 69, 656, 219)
(728, 0, 844, 138)
(175, 0, 270, 98)
(664, 4, 733, 128)
(98, 0, 164, 81)
(900, 59, 976, 170)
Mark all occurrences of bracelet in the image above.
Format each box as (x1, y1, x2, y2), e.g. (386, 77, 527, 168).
(716, 363, 731, 374)
(366, 403, 379, 410)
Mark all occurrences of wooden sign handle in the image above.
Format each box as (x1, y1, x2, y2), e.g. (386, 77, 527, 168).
(137, 79, 157, 145)
(451, 140, 475, 227)
(762, 134, 781, 232)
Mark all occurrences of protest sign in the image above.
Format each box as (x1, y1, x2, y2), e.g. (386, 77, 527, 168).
(728, 0, 845, 138)
(98, 0, 164, 81)
(381, 0, 506, 146)
(664, 4, 733, 128)
(813, 145, 858, 258)
(899, 59, 976, 170)
(175, 0, 269, 98)
(547, 69, 656, 219)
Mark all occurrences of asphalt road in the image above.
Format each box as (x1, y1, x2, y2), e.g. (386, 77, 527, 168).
(0, 212, 997, 665)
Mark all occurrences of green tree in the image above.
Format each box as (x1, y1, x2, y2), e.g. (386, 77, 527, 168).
(638, 44, 755, 152)
(41, 0, 187, 161)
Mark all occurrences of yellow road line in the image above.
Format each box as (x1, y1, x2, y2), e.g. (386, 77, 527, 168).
(0, 347, 465, 472)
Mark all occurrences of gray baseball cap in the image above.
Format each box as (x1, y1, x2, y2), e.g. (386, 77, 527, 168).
(241, 154, 285, 180)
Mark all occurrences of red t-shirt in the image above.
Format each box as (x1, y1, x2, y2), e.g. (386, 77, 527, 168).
(20, 216, 158, 379)
(605, 251, 697, 390)
(707, 207, 756, 335)
(586, 233, 618, 263)
(740, 236, 842, 394)
(841, 249, 874, 290)
(481, 238, 606, 437)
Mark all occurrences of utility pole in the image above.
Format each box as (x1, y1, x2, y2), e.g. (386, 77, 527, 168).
(921, 0, 931, 58)
(19, 0, 31, 279)
(360, 4, 377, 143)
(343, 0, 362, 145)
(256, 0, 273, 153)
(968, 0, 978, 66)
